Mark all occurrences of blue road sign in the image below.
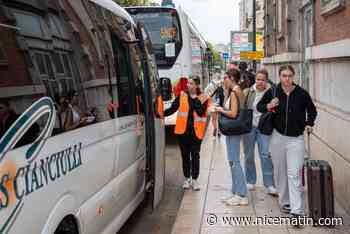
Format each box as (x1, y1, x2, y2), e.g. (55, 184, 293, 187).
(222, 52, 229, 60)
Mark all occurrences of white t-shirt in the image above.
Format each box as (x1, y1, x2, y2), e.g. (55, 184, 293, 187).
(61, 105, 81, 126)
(225, 95, 231, 109)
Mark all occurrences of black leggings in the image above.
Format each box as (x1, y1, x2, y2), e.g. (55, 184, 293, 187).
(178, 135, 201, 179)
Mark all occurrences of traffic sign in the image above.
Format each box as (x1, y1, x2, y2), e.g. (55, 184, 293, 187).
(240, 51, 264, 60)
(222, 52, 229, 60)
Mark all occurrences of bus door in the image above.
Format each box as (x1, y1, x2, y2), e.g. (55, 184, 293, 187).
(137, 24, 165, 210)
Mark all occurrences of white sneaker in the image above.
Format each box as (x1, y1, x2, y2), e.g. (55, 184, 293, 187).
(183, 178, 191, 189)
(266, 186, 278, 196)
(221, 195, 234, 202)
(224, 195, 249, 206)
(192, 179, 200, 191)
(247, 183, 255, 191)
(221, 195, 235, 203)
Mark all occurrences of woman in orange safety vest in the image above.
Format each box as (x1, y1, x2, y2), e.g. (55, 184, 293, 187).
(164, 76, 209, 191)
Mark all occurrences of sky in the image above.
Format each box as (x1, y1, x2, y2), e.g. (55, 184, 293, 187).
(154, 0, 240, 45)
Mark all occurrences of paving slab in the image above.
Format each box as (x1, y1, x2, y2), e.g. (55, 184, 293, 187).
(171, 127, 350, 234)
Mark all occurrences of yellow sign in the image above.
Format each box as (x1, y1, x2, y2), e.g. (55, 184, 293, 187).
(256, 34, 264, 52)
(240, 51, 264, 60)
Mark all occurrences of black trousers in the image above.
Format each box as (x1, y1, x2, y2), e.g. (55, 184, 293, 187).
(178, 133, 202, 180)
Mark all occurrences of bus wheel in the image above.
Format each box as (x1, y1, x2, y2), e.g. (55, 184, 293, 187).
(54, 215, 79, 234)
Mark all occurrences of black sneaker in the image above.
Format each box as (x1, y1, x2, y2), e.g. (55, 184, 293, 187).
(280, 204, 291, 214)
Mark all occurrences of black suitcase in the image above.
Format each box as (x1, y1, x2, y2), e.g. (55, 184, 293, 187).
(305, 160, 335, 227)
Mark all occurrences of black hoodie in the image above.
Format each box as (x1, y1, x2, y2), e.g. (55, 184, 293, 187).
(257, 83, 317, 137)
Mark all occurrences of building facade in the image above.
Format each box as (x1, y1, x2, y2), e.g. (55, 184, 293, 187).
(256, 0, 264, 31)
(263, 0, 301, 80)
(239, 0, 264, 32)
(237, 0, 265, 65)
(263, 0, 350, 213)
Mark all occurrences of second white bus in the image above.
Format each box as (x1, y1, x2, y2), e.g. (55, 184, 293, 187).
(126, 6, 210, 125)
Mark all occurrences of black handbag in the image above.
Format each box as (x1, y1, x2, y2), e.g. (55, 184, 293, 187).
(218, 91, 253, 136)
(257, 86, 276, 135)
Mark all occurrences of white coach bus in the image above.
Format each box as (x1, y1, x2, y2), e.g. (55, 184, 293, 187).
(126, 6, 210, 125)
(0, 0, 170, 233)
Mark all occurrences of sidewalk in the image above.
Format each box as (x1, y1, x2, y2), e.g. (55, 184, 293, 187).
(171, 129, 350, 234)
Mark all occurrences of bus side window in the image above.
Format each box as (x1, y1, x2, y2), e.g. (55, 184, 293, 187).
(111, 34, 137, 117)
(0, 2, 83, 147)
(141, 33, 160, 117)
(130, 44, 145, 115)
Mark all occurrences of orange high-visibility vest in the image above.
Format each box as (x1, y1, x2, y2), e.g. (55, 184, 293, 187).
(157, 95, 164, 119)
(174, 92, 208, 139)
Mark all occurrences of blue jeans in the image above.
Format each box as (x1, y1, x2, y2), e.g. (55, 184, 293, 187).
(225, 135, 247, 197)
(242, 126, 274, 188)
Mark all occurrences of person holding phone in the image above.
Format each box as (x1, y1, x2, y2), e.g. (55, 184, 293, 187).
(257, 65, 317, 218)
(214, 69, 248, 206)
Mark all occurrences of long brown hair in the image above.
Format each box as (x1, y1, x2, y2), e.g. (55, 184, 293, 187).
(226, 69, 240, 83)
(226, 68, 243, 92)
(191, 76, 202, 95)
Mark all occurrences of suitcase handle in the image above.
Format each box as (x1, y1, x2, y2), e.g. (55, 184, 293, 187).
(306, 130, 312, 160)
(303, 131, 311, 187)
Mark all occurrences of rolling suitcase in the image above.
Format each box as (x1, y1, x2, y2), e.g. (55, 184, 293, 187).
(305, 159, 335, 227)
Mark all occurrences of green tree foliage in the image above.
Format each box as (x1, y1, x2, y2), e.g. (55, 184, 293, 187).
(114, 0, 159, 6)
(207, 42, 224, 67)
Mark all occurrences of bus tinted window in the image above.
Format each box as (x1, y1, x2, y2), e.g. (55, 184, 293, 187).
(0, 46, 7, 64)
(111, 34, 137, 117)
(128, 8, 182, 68)
(0, 0, 141, 150)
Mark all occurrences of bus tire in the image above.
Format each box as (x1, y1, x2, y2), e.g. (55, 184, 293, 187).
(54, 215, 79, 234)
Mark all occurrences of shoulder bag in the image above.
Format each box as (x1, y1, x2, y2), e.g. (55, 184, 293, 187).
(218, 91, 253, 136)
(257, 86, 276, 135)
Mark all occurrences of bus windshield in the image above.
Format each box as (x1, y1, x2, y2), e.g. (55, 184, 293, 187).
(128, 8, 182, 68)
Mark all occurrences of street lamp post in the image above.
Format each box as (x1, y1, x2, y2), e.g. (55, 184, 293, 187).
(206, 48, 213, 81)
(252, 0, 257, 72)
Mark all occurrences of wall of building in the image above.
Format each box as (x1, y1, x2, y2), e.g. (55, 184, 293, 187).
(264, 0, 276, 57)
(238, 0, 263, 31)
(239, 1, 245, 31)
(286, 0, 300, 52)
(314, 0, 350, 45)
(308, 1, 350, 211)
(265, 0, 300, 55)
(263, 0, 350, 215)
(262, 0, 302, 82)
(310, 58, 350, 212)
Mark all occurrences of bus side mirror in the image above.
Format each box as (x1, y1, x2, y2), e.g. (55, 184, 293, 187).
(159, 77, 172, 101)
